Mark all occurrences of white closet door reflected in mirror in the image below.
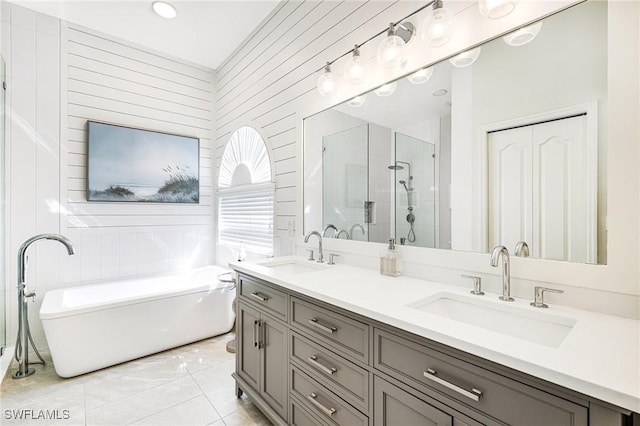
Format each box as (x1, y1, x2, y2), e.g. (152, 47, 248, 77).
(488, 114, 595, 263)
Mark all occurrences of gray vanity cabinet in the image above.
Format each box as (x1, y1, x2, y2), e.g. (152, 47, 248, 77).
(233, 272, 625, 426)
(235, 275, 289, 423)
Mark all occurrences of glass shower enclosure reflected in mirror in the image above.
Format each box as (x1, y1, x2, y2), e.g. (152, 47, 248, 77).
(322, 124, 369, 241)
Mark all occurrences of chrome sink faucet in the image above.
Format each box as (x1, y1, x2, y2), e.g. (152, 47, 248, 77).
(322, 224, 338, 237)
(490, 245, 514, 302)
(304, 231, 324, 263)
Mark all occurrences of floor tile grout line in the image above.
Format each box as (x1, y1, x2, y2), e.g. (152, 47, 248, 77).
(190, 365, 227, 423)
(127, 393, 204, 426)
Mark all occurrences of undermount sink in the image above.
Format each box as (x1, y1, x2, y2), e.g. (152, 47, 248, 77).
(258, 258, 329, 274)
(407, 293, 576, 348)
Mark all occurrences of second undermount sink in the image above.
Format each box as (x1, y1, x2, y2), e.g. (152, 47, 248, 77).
(407, 293, 576, 348)
(258, 258, 329, 274)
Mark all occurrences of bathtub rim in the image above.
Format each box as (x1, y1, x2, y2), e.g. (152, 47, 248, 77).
(40, 265, 235, 320)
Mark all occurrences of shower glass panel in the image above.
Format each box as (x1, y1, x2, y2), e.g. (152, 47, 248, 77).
(322, 124, 368, 241)
(395, 132, 436, 247)
(0, 55, 6, 355)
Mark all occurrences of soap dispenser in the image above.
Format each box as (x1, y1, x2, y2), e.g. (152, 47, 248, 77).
(380, 238, 403, 277)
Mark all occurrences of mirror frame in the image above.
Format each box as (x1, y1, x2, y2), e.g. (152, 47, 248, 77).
(297, 0, 639, 299)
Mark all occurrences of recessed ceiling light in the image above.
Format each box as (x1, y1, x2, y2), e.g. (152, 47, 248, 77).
(152, 1, 177, 19)
(433, 89, 448, 96)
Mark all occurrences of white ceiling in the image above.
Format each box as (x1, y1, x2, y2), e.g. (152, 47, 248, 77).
(12, 0, 281, 70)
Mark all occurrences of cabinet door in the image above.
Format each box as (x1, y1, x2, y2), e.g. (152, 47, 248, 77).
(374, 376, 452, 426)
(237, 302, 260, 391)
(260, 313, 289, 421)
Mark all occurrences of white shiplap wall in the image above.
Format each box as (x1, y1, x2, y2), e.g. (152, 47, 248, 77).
(214, 0, 425, 256)
(59, 23, 215, 287)
(215, 0, 640, 318)
(2, 3, 216, 347)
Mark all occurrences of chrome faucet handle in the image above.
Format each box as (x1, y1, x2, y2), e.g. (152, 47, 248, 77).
(306, 249, 315, 261)
(530, 286, 564, 308)
(328, 253, 339, 265)
(461, 274, 484, 295)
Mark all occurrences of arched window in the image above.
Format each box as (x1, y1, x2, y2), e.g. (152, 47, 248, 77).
(217, 126, 274, 257)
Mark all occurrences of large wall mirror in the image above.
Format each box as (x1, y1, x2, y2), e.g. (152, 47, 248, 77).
(304, 0, 607, 265)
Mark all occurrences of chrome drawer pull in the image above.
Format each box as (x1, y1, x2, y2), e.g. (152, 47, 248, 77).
(307, 392, 336, 417)
(250, 292, 269, 302)
(307, 355, 337, 375)
(423, 368, 483, 402)
(308, 318, 337, 334)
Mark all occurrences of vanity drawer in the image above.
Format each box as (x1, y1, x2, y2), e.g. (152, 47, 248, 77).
(291, 332, 369, 412)
(239, 274, 287, 321)
(291, 297, 369, 363)
(374, 328, 588, 426)
(290, 395, 330, 426)
(291, 365, 368, 426)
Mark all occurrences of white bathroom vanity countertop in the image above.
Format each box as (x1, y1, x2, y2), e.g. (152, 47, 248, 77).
(230, 256, 640, 413)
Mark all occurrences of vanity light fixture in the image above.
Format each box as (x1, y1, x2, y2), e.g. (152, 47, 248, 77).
(152, 1, 177, 19)
(420, 0, 455, 47)
(374, 82, 397, 97)
(503, 21, 543, 47)
(407, 66, 434, 84)
(449, 47, 482, 67)
(347, 94, 367, 107)
(345, 45, 366, 85)
(478, 0, 516, 19)
(315, 1, 432, 96)
(317, 62, 336, 98)
(377, 23, 414, 69)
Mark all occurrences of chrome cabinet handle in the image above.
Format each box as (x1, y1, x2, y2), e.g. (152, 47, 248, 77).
(308, 318, 337, 334)
(307, 392, 336, 417)
(253, 320, 259, 348)
(250, 292, 269, 302)
(423, 368, 483, 402)
(307, 355, 337, 375)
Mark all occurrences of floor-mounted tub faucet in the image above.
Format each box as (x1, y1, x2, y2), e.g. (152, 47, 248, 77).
(490, 245, 514, 302)
(304, 231, 323, 263)
(14, 234, 75, 379)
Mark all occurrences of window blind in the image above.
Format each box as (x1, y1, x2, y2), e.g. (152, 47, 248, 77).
(218, 187, 274, 256)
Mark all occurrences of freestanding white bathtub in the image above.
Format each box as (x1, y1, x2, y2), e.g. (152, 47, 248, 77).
(40, 265, 235, 378)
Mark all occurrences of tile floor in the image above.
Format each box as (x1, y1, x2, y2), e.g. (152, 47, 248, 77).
(0, 332, 272, 426)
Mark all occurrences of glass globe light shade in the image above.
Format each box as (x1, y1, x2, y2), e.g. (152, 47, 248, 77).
(503, 21, 543, 47)
(345, 46, 366, 85)
(347, 94, 367, 108)
(478, 0, 516, 19)
(407, 66, 434, 84)
(449, 47, 482, 68)
(317, 63, 335, 97)
(377, 25, 407, 69)
(420, 5, 455, 47)
(374, 82, 397, 97)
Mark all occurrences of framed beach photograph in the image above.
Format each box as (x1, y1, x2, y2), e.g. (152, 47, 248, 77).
(87, 121, 200, 203)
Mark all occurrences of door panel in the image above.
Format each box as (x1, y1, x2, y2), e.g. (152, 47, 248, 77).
(237, 303, 260, 391)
